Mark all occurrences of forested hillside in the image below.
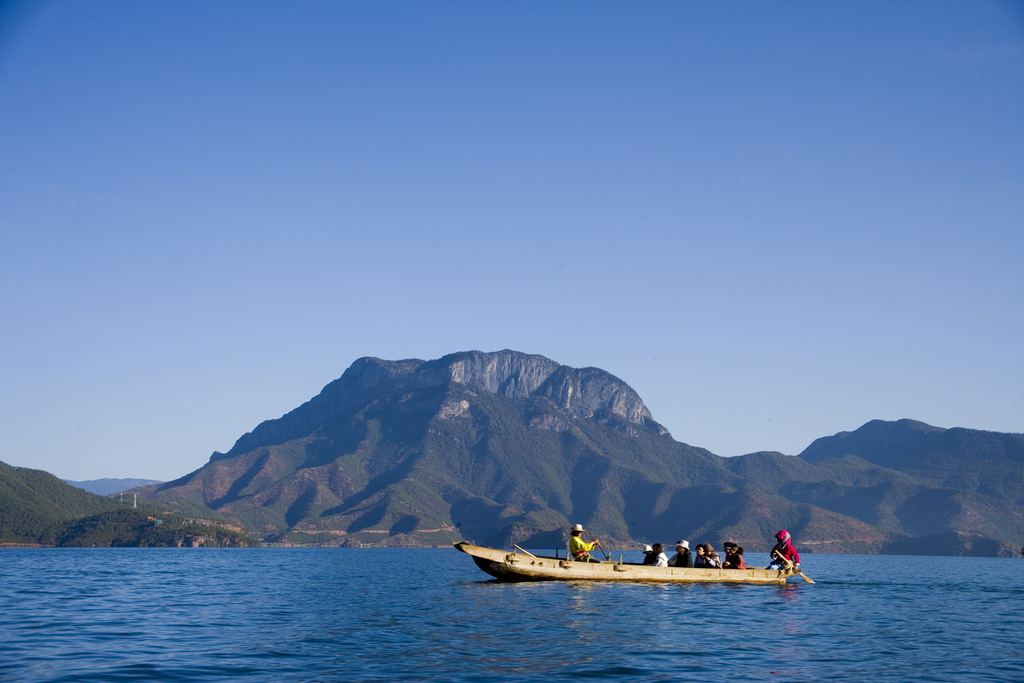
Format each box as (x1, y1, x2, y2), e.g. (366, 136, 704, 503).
(1, 461, 258, 547)
(0, 460, 120, 543)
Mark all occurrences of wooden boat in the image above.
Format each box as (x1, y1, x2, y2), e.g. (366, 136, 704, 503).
(454, 542, 808, 585)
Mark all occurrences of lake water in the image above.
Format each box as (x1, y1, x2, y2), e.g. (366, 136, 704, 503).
(1, 549, 1022, 682)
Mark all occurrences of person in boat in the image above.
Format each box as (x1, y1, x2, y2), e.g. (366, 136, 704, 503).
(723, 543, 746, 569)
(703, 543, 722, 568)
(693, 544, 707, 568)
(568, 523, 602, 562)
(766, 529, 800, 570)
(669, 540, 693, 568)
(641, 545, 658, 565)
(650, 543, 669, 567)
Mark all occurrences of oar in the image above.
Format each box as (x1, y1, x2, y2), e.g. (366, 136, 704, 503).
(773, 550, 814, 583)
(513, 544, 536, 557)
(599, 543, 611, 561)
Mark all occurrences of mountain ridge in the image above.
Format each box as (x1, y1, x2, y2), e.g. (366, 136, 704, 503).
(38, 351, 1024, 556)
(62, 478, 163, 496)
(798, 418, 1024, 503)
(214, 350, 659, 463)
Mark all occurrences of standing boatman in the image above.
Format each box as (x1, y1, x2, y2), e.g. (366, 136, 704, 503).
(568, 523, 601, 562)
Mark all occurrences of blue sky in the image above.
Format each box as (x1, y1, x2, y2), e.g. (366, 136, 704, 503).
(1, 1, 1021, 481)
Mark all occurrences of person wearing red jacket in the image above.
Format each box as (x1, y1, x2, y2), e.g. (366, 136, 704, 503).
(766, 530, 800, 570)
(723, 542, 746, 569)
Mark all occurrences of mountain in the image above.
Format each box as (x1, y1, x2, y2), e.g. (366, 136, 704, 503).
(132, 349, 1024, 555)
(722, 450, 1024, 554)
(799, 419, 1024, 504)
(136, 350, 730, 547)
(782, 420, 1024, 555)
(0, 461, 257, 547)
(63, 478, 163, 496)
(1, 461, 120, 543)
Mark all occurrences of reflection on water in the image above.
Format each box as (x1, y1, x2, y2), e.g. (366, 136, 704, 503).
(1, 549, 1021, 682)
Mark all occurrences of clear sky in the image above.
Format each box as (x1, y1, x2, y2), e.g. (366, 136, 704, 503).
(1, 1, 1021, 481)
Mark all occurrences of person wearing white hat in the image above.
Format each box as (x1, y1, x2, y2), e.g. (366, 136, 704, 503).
(669, 540, 693, 567)
(568, 523, 601, 562)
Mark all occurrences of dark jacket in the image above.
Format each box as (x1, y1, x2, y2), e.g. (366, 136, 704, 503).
(670, 549, 693, 568)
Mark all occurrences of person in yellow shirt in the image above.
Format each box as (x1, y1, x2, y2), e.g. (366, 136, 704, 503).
(568, 523, 602, 562)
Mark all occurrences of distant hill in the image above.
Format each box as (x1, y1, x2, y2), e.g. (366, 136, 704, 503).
(0, 461, 257, 547)
(799, 419, 1024, 503)
(62, 478, 163, 496)
(723, 450, 1024, 554)
(1, 460, 121, 543)
(51, 509, 258, 548)
(131, 350, 1024, 555)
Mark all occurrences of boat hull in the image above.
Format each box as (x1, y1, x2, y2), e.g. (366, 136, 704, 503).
(454, 542, 794, 585)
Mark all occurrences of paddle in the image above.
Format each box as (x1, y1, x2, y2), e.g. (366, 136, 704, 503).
(772, 550, 815, 583)
(513, 544, 536, 558)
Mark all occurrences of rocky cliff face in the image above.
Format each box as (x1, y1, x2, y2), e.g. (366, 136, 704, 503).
(215, 350, 658, 461)
(443, 352, 655, 426)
